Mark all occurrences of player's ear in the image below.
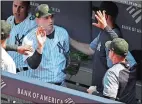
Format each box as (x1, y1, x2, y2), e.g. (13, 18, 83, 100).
(105, 14, 109, 21)
(112, 51, 119, 61)
(109, 50, 114, 59)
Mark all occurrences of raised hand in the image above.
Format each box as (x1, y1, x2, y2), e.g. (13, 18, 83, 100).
(36, 26, 47, 48)
(92, 10, 108, 29)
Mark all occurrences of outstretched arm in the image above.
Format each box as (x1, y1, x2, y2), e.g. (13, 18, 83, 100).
(70, 38, 95, 55)
(5, 44, 33, 55)
(70, 10, 119, 56)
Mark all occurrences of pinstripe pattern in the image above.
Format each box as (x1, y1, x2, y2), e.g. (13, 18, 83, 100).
(18, 25, 69, 83)
(6, 14, 37, 68)
(1, 47, 16, 74)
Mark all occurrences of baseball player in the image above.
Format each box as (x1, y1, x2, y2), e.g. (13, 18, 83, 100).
(1, 20, 16, 74)
(103, 38, 136, 104)
(18, 4, 69, 86)
(6, 0, 37, 72)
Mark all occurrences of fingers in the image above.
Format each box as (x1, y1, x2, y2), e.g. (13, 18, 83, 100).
(87, 89, 89, 93)
(36, 27, 43, 35)
(95, 14, 103, 23)
(96, 10, 103, 19)
(96, 10, 105, 20)
(92, 23, 99, 27)
(27, 46, 33, 52)
(98, 10, 102, 17)
(39, 27, 45, 36)
(103, 10, 106, 17)
(87, 89, 93, 94)
(23, 52, 29, 55)
(43, 30, 46, 37)
(38, 26, 44, 32)
(24, 51, 32, 55)
(36, 28, 40, 36)
(17, 45, 33, 55)
(24, 45, 33, 52)
(36, 26, 46, 37)
(92, 11, 96, 20)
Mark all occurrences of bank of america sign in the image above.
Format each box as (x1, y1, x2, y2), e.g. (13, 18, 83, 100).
(126, 5, 142, 24)
(1, 79, 6, 89)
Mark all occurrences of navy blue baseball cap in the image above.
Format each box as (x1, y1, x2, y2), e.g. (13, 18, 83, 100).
(92, 1, 119, 18)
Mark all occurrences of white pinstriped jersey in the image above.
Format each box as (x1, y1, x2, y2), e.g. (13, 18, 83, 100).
(18, 25, 69, 83)
(6, 14, 37, 68)
(1, 47, 16, 74)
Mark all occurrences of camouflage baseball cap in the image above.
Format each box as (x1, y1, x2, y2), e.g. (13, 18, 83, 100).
(105, 38, 129, 57)
(1, 20, 11, 40)
(34, 4, 54, 18)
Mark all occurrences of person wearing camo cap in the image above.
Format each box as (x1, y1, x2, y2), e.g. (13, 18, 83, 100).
(88, 38, 136, 104)
(18, 4, 69, 86)
(1, 20, 16, 74)
(102, 38, 136, 104)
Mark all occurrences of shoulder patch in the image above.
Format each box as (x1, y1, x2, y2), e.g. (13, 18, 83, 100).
(29, 15, 36, 20)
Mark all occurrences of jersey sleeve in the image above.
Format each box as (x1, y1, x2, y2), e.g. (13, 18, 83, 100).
(64, 29, 70, 53)
(90, 34, 100, 51)
(103, 70, 119, 99)
(6, 15, 13, 24)
(8, 61, 16, 74)
(104, 25, 122, 39)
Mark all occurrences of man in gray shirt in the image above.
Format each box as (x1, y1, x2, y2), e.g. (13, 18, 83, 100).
(103, 38, 136, 104)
